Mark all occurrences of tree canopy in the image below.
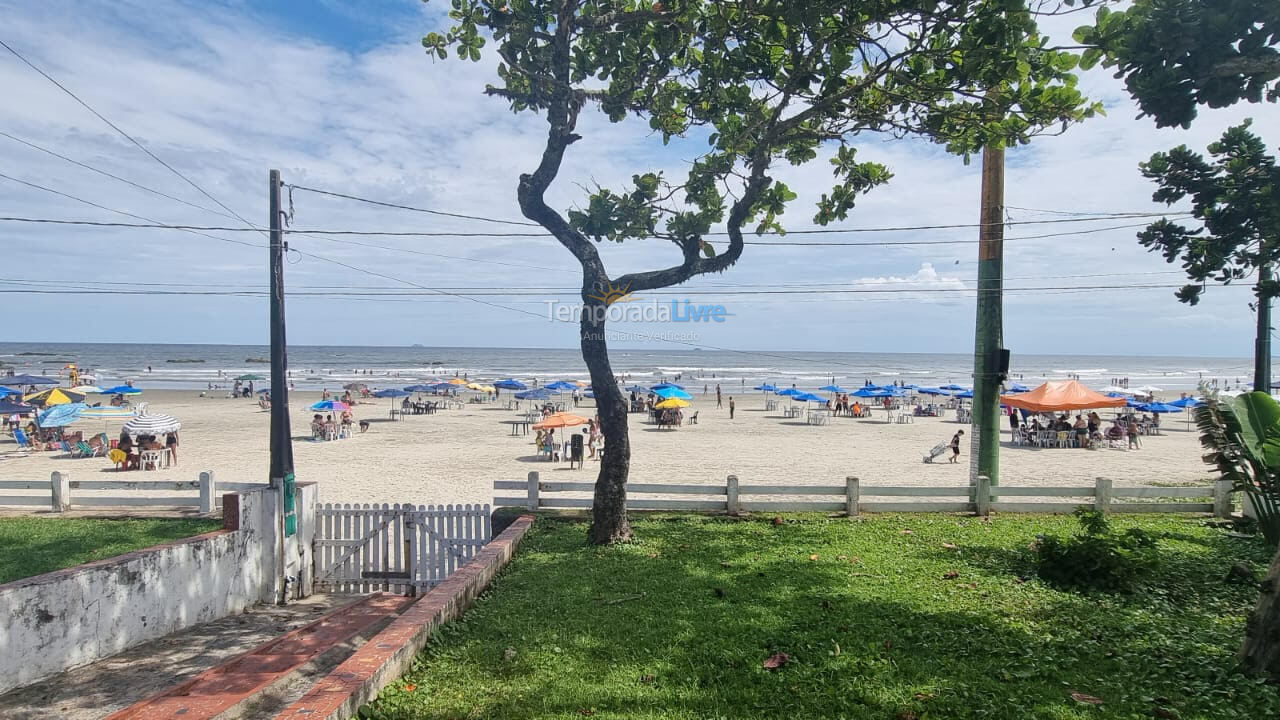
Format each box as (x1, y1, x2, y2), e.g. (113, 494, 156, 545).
(1074, 0, 1280, 129)
(1138, 120, 1280, 305)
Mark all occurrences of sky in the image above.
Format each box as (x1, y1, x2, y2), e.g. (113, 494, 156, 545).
(0, 0, 1276, 357)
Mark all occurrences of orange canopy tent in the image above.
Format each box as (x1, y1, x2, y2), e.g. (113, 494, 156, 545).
(999, 380, 1126, 413)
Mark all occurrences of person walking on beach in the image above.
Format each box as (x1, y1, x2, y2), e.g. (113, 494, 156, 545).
(716, 384, 722, 408)
(728, 396, 735, 419)
(949, 429, 964, 463)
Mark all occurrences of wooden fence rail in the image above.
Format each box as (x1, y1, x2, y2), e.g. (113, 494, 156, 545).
(496, 473, 1234, 517)
(0, 471, 265, 512)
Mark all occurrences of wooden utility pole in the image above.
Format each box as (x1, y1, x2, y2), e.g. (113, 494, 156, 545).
(268, 168, 297, 595)
(1255, 263, 1272, 392)
(970, 143, 1005, 491)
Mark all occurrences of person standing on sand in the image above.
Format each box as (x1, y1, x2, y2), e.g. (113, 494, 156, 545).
(716, 384, 722, 408)
(729, 396, 735, 419)
(949, 429, 964, 463)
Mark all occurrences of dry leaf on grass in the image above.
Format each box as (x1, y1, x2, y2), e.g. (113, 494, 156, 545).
(809, 554, 820, 561)
(941, 542, 958, 550)
(763, 652, 791, 669)
(942, 570, 960, 579)
(1070, 691, 1104, 705)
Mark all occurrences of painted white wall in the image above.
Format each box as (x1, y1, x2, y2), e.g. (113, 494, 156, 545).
(0, 484, 317, 694)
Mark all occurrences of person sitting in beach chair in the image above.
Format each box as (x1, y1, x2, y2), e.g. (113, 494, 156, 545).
(258, 395, 271, 410)
(310, 414, 325, 440)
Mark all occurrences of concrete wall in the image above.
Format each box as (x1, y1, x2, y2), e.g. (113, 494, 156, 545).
(0, 484, 317, 694)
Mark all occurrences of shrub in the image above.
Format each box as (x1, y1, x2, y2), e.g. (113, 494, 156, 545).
(1031, 509, 1160, 592)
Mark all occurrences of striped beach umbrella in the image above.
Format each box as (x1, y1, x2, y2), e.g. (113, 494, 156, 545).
(123, 413, 181, 435)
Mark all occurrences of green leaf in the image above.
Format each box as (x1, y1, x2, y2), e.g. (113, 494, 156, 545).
(1229, 392, 1280, 468)
(700, 241, 716, 258)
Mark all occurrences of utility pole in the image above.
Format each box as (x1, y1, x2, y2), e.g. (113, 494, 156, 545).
(268, 170, 296, 601)
(1255, 263, 1272, 392)
(970, 142, 1005, 490)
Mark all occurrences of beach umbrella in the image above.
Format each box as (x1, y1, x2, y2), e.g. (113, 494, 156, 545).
(403, 384, 435, 392)
(655, 398, 690, 409)
(70, 385, 105, 394)
(447, 378, 469, 385)
(794, 392, 828, 403)
(651, 382, 685, 391)
(532, 412, 589, 430)
(373, 389, 410, 398)
(776, 388, 803, 397)
(38, 403, 86, 428)
(0, 399, 34, 415)
(257, 387, 272, 394)
(25, 387, 86, 407)
(0, 385, 19, 396)
(754, 383, 778, 392)
(916, 387, 948, 396)
(940, 384, 969, 391)
(515, 388, 555, 400)
(99, 385, 141, 395)
(1006, 382, 1031, 393)
(1140, 402, 1182, 414)
(819, 384, 848, 393)
(342, 382, 368, 391)
(624, 385, 651, 393)
(311, 400, 350, 412)
(954, 389, 975, 399)
(1168, 397, 1201, 408)
(545, 380, 579, 391)
(494, 379, 527, 390)
(235, 374, 266, 381)
(653, 386, 693, 400)
(4, 374, 57, 386)
(123, 413, 181, 435)
(1135, 385, 1164, 394)
(851, 387, 890, 398)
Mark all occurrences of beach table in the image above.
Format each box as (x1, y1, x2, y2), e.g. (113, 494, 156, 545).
(502, 419, 531, 436)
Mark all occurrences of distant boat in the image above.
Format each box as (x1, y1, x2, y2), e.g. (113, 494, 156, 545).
(411, 343, 425, 348)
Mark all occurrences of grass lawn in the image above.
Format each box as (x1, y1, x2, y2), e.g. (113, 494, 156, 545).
(362, 513, 1280, 720)
(0, 516, 222, 584)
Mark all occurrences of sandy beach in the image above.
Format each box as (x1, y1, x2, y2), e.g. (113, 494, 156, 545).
(0, 388, 1210, 508)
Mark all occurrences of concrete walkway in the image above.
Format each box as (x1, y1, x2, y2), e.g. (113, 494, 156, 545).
(0, 595, 349, 720)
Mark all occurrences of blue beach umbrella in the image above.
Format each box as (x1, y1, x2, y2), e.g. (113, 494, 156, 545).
(954, 390, 974, 399)
(373, 389, 410, 398)
(4, 374, 57, 386)
(100, 385, 141, 395)
(940, 383, 969, 391)
(852, 387, 892, 398)
(494, 379, 528, 390)
(653, 386, 694, 400)
(1168, 397, 1201, 408)
(0, 385, 19, 396)
(515, 388, 555, 400)
(1006, 382, 1031, 393)
(1140, 402, 1182, 414)
(310, 400, 350, 411)
(916, 387, 948, 396)
(754, 383, 778, 392)
(624, 385, 651, 393)
(794, 392, 828, 403)
(545, 380, 579, 391)
(403, 384, 435, 392)
(38, 403, 86, 427)
(819, 384, 848, 393)
(651, 382, 685, 391)
(776, 388, 804, 397)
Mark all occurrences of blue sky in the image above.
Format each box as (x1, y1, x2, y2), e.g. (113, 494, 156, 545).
(0, 0, 1276, 356)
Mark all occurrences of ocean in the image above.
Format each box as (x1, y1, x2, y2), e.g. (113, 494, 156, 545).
(0, 342, 1260, 394)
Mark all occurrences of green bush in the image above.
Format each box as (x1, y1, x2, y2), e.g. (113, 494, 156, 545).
(1031, 508, 1160, 592)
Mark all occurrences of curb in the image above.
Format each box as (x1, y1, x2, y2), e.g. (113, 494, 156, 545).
(273, 514, 535, 720)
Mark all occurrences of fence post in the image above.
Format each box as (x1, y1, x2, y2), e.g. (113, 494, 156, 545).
(726, 475, 740, 516)
(1212, 479, 1233, 518)
(976, 475, 991, 517)
(199, 470, 215, 514)
(845, 476, 860, 517)
(527, 471, 540, 511)
(50, 471, 70, 512)
(1094, 476, 1112, 513)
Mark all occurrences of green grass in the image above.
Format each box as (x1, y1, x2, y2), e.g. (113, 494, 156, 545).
(362, 513, 1280, 720)
(0, 516, 222, 584)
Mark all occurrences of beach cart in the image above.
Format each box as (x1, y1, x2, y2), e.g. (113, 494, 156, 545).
(923, 442, 948, 463)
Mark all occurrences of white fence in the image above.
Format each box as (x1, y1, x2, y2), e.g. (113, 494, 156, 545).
(0, 471, 266, 513)
(496, 473, 1235, 517)
(314, 503, 492, 595)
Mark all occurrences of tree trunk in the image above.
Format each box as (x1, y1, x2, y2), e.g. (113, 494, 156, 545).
(1242, 544, 1280, 679)
(580, 298, 632, 544)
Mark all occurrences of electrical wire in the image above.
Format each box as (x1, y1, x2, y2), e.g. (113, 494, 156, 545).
(284, 184, 541, 228)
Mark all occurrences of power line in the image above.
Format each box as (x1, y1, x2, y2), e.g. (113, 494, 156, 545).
(0, 173, 262, 250)
(0, 36, 263, 233)
(284, 184, 542, 227)
(0, 130, 240, 223)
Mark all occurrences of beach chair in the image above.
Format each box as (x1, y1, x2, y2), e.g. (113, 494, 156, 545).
(688, 411, 698, 425)
(13, 429, 35, 452)
(76, 441, 97, 458)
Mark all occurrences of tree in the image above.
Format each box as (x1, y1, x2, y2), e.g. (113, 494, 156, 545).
(1073, 0, 1280, 129)
(426, 0, 1097, 544)
(1137, 121, 1280, 393)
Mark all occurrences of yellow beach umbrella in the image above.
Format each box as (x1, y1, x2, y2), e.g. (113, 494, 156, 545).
(655, 398, 690, 409)
(447, 378, 468, 385)
(24, 387, 86, 408)
(466, 382, 487, 391)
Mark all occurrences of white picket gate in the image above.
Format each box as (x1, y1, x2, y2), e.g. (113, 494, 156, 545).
(313, 503, 491, 595)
